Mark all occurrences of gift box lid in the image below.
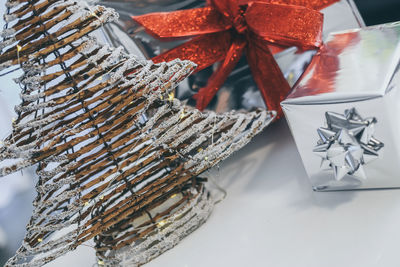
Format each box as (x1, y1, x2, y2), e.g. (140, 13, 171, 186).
(282, 22, 400, 106)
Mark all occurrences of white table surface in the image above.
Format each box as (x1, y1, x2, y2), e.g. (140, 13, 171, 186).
(43, 119, 400, 267)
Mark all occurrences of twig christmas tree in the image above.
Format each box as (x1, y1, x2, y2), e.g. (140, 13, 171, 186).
(0, 1, 275, 266)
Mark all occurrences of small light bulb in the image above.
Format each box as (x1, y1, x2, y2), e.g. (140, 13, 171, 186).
(11, 118, 16, 123)
(170, 194, 177, 199)
(157, 220, 167, 228)
(96, 76, 103, 81)
(180, 110, 185, 119)
(16, 45, 22, 52)
(84, 201, 89, 206)
(204, 156, 208, 161)
(98, 260, 105, 265)
(168, 92, 174, 101)
(99, 195, 104, 200)
(38, 238, 43, 242)
(287, 72, 295, 84)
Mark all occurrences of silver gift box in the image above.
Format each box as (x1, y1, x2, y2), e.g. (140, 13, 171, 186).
(277, 0, 365, 87)
(97, 0, 364, 112)
(281, 22, 400, 191)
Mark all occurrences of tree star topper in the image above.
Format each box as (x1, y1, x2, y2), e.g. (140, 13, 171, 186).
(314, 108, 384, 181)
(0, 1, 275, 266)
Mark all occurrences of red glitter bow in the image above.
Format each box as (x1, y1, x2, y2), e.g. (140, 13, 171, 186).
(133, 0, 339, 114)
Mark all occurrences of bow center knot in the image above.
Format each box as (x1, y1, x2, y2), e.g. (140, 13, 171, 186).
(232, 12, 247, 34)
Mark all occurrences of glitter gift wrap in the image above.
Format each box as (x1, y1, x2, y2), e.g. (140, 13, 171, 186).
(98, 0, 364, 113)
(132, 0, 330, 114)
(281, 22, 400, 191)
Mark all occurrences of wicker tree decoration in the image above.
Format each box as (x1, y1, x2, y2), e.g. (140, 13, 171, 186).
(0, 1, 276, 266)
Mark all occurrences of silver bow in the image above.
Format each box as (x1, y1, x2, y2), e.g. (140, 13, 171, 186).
(314, 108, 384, 181)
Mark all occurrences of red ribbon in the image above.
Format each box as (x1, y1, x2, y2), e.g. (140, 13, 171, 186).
(133, 0, 339, 115)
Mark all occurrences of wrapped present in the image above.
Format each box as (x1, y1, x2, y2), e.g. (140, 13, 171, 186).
(98, 0, 364, 113)
(281, 22, 400, 191)
(277, 0, 365, 86)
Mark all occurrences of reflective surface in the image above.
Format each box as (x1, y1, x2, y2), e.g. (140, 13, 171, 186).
(98, 0, 364, 112)
(282, 22, 400, 190)
(285, 22, 400, 104)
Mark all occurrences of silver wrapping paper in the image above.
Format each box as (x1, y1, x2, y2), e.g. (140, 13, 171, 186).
(97, 0, 364, 112)
(282, 22, 400, 191)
